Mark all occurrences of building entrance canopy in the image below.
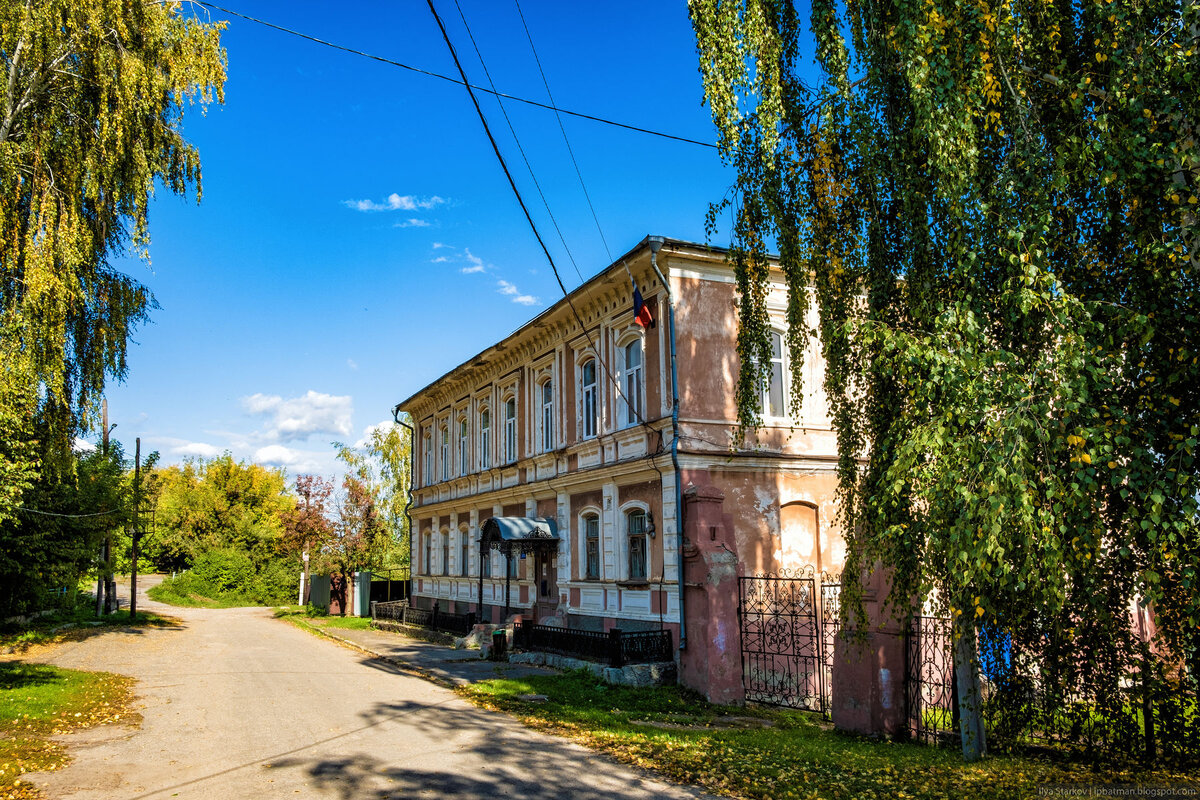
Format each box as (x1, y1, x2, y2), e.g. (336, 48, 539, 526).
(480, 516, 558, 554)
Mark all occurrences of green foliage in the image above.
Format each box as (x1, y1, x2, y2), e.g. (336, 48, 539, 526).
(332, 419, 412, 573)
(150, 546, 298, 608)
(0, 439, 133, 618)
(143, 454, 294, 573)
(691, 0, 1199, 759)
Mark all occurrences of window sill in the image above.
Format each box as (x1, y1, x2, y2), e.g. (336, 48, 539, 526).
(615, 580, 651, 590)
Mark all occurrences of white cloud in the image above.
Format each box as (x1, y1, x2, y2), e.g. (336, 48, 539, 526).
(431, 256, 451, 264)
(496, 280, 539, 305)
(241, 390, 354, 442)
(254, 444, 304, 466)
(174, 442, 221, 458)
(394, 218, 431, 228)
(461, 248, 485, 273)
(343, 193, 446, 212)
(432, 242, 448, 249)
(353, 420, 398, 450)
(347, 358, 359, 371)
(73, 437, 96, 453)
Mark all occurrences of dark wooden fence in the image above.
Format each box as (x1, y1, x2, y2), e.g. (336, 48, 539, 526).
(371, 600, 476, 636)
(515, 621, 673, 667)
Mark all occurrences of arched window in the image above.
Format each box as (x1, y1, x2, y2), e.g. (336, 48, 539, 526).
(440, 424, 450, 481)
(580, 359, 597, 439)
(423, 429, 433, 486)
(481, 544, 492, 578)
(762, 330, 787, 418)
(459, 526, 469, 577)
(503, 397, 517, 463)
(479, 407, 491, 469)
(620, 338, 644, 427)
(457, 417, 469, 476)
(583, 513, 600, 580)
(626, 508, 649, 581)
(540, 379, 554, 452)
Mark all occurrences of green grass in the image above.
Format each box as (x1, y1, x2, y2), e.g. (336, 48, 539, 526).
(460, 671, 1200, 800)
(273, 606, 372, 630)
(0, 662, 136, 798)
(0, 604, 172, 655)
(146, 581, 258, 609)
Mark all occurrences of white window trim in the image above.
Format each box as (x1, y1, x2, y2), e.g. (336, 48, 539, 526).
(439, 423, 450, 481)
(578, 507, 602, 581)
(478, 405, 491, 470)
(616, 332, 645, 430)
(503, 395, 518, 464)
(620, 500, 651, 582)
(422, 429, 433, 487)
(457, 416, 469, 476)
(579, 357, 598, 440)
(540, 379, 554, 453)
(761, 328, 789, 420)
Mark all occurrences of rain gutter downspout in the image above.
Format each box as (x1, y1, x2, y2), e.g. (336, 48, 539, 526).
(647, 236, 686, 652)
(392, 404, 415, 599)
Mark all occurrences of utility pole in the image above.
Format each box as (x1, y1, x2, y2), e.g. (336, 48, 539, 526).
(130, 438, 140, 620)
(97, 401, 110, 617)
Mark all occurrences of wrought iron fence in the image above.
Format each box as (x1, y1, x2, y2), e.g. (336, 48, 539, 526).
(371, 600, 476, 636)
(905, 617, 1200, 765)
(515, 621, 673, 667)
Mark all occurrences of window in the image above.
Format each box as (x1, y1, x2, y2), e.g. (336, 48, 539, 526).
(581, 359, 597, 438)
(423, 531, 432, 576)
(458, 417, 469, 476)
(507, 551, 520, 578)
(460, 527, 469, 577)
(440, 424, 449, 481)
(621, 338, 644, 427)
(479, 407, 491, 469)
(504, 397, 517, 463)
(423, 430, 433, 486)
(441, 531, 450, 576)
(762, 330, 787, 418)
(627, 509, 648, 581)
(584, 513, 600, 580)
(540, 380, 554, 452)
(481, 546, 492, 578)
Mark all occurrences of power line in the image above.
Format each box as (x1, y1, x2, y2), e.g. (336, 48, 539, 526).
(16, 506, 126, 519)
(424, 0, 654, 432)
(451, 0, 585, 284)
(191, 1, 717, 151)
(514, 0, 615, 265)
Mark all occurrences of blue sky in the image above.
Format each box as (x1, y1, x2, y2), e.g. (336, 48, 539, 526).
(98, 1, 751, 477)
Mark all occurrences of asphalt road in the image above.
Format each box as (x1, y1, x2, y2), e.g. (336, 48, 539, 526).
(30, 578, 707, 800)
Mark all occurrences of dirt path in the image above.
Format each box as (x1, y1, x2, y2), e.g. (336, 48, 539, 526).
(27, 578, 707, 800)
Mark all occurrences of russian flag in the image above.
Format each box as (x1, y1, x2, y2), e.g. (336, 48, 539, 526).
(633, 281, 655, 328)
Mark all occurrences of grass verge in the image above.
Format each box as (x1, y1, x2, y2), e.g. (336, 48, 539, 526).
(273, 607, 373, 631)
(0, 609, 174, 656)
(459, 670, 1200, 800)
(0, 662, 137, 799)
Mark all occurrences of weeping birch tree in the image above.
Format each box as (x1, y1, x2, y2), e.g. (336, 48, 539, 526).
(691, 0, 1198, 761)
(0, 0, 226, 502)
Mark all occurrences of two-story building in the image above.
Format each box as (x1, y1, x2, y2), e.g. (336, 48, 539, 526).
(395, 236, 848, 699)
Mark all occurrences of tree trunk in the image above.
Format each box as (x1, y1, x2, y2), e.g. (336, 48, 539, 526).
(954, 613, 987, 761)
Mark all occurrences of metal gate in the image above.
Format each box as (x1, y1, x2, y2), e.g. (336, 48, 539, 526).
(738, 566, 840, 714)
(906, 615, 958, 744)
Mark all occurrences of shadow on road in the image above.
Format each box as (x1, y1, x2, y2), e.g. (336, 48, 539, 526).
(267, 697, 686, 800)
